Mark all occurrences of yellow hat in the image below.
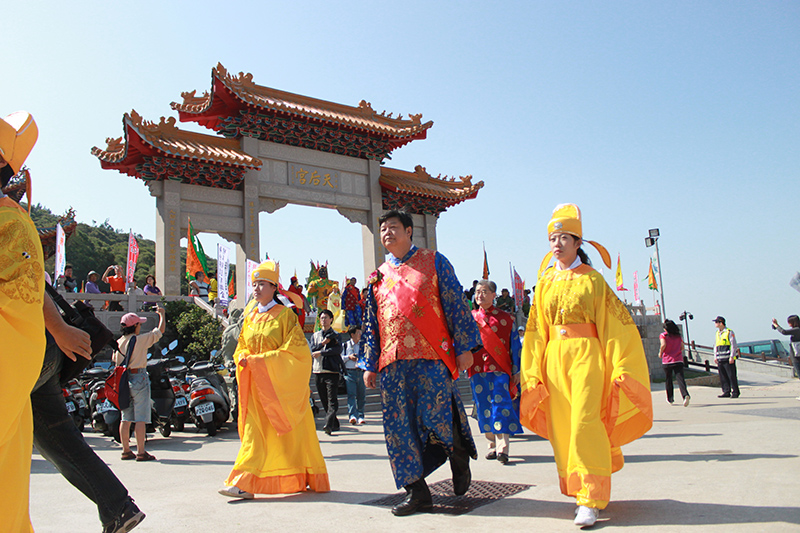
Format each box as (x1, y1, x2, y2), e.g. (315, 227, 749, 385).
(0, 112, 38, 181)
(539, 203, 612, 275)
(251, 260, 279, 285)
(547, 203, 582, 238)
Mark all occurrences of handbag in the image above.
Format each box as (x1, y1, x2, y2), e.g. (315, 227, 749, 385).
(44, 283, 118, 383)
(105, 336, 136, 410)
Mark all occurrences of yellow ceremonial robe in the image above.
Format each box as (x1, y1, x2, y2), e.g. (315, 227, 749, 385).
(520, 264, 652, 509)
(0, 197, 45, 532)
(226, 304, 329, 494)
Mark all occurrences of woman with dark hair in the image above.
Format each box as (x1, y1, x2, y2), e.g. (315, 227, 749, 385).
(521, 204, 652, 527)
(772, 315, 800, 395)
(660, 319, 690, 406)
(142, 275, 161, 311)
(219, 260, 329, 499)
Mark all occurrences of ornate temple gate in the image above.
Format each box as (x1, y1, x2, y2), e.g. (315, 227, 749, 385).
(93, 64, 483, 303)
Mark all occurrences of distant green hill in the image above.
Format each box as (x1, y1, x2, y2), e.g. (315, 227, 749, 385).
(30, 204, 217, 294)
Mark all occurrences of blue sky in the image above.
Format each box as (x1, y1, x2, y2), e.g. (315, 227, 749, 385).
(4, 1, 798, 346)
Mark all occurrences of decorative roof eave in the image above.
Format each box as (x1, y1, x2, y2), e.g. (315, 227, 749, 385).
(380, 165, 484, 206)
(91, 110, 262, 174)
(171, 63, 433, 141)
(39, 208, 77, 257)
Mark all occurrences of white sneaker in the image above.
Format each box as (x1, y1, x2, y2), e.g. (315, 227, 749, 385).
(683, 396, 690, 407)
(218, 486, 254, 499)
(357, 418, 366, 425)
(667, 399, 674, 405)
(574, 505, 599, 527)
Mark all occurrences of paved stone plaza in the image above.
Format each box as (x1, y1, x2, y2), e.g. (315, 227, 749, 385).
(31, 371, 800, 532)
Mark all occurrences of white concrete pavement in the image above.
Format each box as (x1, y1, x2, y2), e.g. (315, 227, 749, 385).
(30, 371, 800, 532)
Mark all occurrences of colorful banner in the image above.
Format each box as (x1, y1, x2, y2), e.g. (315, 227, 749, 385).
(217, 243, 230, 305)
(54, 223, 66, 281)
(652, 251, 660, 276)
(512, 267, 524, 307)
(186, 218, 208, 281)
(482, 245, 490, 280)
(228, 270, 235, 300)
(648, 259, 658, 291)
(615, 253, 627, 291)
(633, 270, 640, 304)
(126, 231, 139, 284)
(245, 259, 259, 302)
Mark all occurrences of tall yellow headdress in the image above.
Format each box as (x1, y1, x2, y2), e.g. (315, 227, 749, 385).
(251, 259, 280, 285)
(539, 203, 611, 276)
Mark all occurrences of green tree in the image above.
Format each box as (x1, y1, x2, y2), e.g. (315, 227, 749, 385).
(164, 300, 222, 363)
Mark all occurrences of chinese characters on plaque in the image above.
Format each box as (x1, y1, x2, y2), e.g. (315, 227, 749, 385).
(289, 164, 339, 190)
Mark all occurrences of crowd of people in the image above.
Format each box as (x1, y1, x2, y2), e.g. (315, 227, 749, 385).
(3, 109, 799, 531)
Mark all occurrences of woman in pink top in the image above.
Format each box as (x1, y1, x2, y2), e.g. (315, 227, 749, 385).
(659, 319, 690, 406)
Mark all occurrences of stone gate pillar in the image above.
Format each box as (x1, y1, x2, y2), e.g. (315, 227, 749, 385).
(233, 169, 261, 308)
(154, 180, 183, 296)
(362, 160, 385, 280)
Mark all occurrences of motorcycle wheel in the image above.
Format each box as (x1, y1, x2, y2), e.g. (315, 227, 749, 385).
(206, 420, 217, 437)
(159, 421, 171, 438)
(74, 416, 85, 433)
(173, 418, 185, 432)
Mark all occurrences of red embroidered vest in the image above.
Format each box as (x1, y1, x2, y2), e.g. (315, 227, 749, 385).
(468, 306, 514, 378)
(374, 248, 452, 372)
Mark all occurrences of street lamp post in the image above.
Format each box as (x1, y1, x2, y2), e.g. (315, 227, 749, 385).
(645, 228, 666, 319)
(679, 311, 694, 361)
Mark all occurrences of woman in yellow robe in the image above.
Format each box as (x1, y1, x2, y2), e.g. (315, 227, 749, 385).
(1, 111, 44, 532)
(520, 204, 652, 527)
(219, 260, 329, 498)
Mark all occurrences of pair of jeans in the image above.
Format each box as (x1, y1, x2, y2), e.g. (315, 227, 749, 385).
(315, 372, 340, 432)
(344, 368, 366, 420)
(31, 334, 129, 526)
(662, 363, 689, 403)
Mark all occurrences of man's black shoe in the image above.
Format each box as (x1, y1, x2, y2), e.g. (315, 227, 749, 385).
(485, 451, 497, 460)
(103, 498, 145, 533)
(497, 453, 509, 465)
(451, 453, 471, 496)
(392, 479, 432, 516)
(731, 394, 740, 398)
(718, 393, 731, 398)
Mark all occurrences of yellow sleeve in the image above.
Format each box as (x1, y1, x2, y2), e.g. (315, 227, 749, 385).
(241, 308, 312, 435)
(519, 273, 551, 438)
(592, 274, 652, 446)
(0, 205, 46, 446)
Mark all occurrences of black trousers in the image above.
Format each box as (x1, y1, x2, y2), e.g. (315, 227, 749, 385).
(718, 358, 740, 396)
(32, 333, 129, 526)
(315, 372, 340, 432)
(662, 363, 689, 403)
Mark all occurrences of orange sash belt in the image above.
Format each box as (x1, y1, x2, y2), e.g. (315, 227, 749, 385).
(549, 323, 598, 340)
(378, 264, 458, 379)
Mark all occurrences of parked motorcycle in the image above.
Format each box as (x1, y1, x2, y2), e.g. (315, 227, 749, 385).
(166, 360, 190, 432)
(187, 361, 231, 436)
(145, 357, 177, 437)
(82, 366, 118, 438)
(62, 383, 86, 432)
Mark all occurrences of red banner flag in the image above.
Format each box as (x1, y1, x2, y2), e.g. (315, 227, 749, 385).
(512, 267, 524, 307)
(482, 244, 490, 280)
(126, 231, 139, 284)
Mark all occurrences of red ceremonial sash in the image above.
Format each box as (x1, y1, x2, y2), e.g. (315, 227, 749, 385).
(473, 309, 514, 377)
(378, 263, 458, 379)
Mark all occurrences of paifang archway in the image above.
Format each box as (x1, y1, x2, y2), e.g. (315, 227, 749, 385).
(92, 64, 484, 303)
